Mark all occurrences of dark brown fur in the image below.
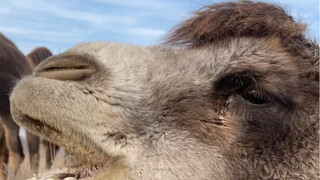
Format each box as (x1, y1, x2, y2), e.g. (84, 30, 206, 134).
(165, 1, 317, 57)
(0, 123, 8, 180)
(0, 33, 28, 179)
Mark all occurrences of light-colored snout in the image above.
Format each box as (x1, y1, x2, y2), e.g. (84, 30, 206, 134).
(34, 56, 96, 81)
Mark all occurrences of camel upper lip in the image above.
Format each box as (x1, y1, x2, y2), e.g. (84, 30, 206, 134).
(60, 164, 104, 179)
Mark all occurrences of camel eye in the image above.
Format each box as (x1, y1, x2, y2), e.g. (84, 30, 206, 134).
(241, 89, 272, 105)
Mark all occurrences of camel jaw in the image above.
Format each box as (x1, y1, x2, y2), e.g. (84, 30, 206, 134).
(10, 103, 110, 165)
(17, 114, 123, 180)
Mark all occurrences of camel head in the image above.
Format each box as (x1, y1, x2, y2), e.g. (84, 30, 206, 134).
(10, 1, 319, 179)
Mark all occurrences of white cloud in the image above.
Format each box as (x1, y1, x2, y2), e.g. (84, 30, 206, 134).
(92, 0, 181, 8)
(0, 26, 66, 37)
(2, 0, 136, 25)
(0, 6, 11, 15)
(0, 25, 84, 45)
(124, 27, 165, 37)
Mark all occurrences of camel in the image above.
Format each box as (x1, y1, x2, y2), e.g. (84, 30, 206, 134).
(0, 33, 52, 179)
(26, 47, 53, 71)
(10, 1, 319, 179)
(0, 123, 8, 179)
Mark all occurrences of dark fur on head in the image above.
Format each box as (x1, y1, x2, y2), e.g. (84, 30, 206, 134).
(165, 0, 319, 97)
(165, 1, 317, 58)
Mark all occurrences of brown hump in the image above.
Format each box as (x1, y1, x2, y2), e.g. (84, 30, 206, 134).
(164, 1, 306, 49)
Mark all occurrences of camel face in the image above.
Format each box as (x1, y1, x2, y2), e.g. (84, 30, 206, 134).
(10, 1, 319, 180)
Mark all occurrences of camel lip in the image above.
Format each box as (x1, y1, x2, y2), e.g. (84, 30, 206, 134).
(21, 115, 106, 179)
(59, 164, 104, 179)
(22, 114, 62, 135)
(30, 164, 104, 179)
(20, 113, 110, 162)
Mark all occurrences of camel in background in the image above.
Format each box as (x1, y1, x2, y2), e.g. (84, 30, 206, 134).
(0, 33, 52, 179)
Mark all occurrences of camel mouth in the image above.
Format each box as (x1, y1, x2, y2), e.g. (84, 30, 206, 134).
(30, 164, 105, 180)
(22, 115, 61, 135)
(22, 115, 106, 179)
(55, 164, 104, 179)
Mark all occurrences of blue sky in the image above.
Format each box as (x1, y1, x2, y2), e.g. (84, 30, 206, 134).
(0, 0, 319, 55)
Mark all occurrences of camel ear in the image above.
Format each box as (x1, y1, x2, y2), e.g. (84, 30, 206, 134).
(165, 1, 305, 48)
(27, 47, 52, 66)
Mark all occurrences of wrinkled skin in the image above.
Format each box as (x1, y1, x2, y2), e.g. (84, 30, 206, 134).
(10, 1, 319, 180)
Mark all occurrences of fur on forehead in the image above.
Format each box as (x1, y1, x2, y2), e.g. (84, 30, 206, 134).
(165, 0, 319, 80)
(164, 1, 312, 55)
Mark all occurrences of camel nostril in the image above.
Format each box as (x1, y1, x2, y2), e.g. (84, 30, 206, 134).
(34, 56, 96, 81)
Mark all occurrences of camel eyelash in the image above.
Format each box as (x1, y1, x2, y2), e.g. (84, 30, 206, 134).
(240, 89, 274, 105)
(239, 88, 294, 108)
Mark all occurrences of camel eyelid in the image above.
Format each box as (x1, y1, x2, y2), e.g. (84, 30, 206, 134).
(240, 88, 274, 105)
